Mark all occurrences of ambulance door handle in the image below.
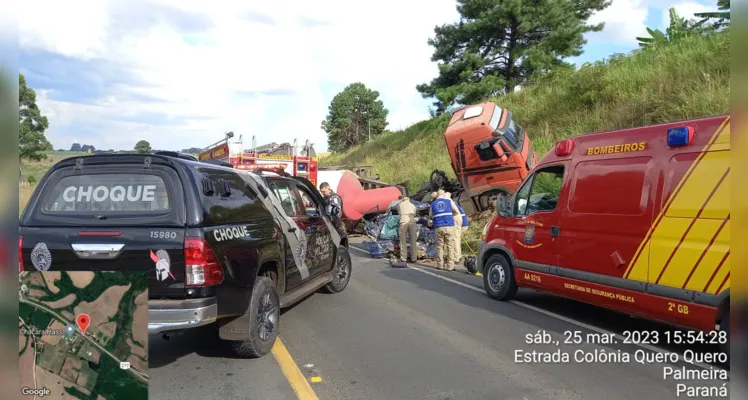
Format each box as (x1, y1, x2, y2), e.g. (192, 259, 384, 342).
(550, 226, 560, 237)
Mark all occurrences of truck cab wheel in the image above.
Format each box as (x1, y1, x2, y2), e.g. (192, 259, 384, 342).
(230, 276, 280, 358)
(322, 246, 352, 294)
(483, 254, 517, 301)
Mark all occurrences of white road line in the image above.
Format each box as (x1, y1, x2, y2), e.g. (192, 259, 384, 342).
(348, 245, 728, 376)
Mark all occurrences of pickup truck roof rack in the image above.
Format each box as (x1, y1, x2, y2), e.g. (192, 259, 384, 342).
(200, 159, 235, 168)
(153, 151, 199, 161)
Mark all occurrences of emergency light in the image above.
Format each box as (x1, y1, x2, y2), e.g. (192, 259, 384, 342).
(666, 126, 694, 147)
(554, 139, 574, 157)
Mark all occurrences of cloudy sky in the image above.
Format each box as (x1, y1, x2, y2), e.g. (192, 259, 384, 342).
(19, 0, 716, 152)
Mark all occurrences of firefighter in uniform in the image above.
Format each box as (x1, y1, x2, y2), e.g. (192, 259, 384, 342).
(444, 192, 469, 263)
(429, 190, 460, 270)
(319, 182, 343, 219)
(396, 196, 418, 263)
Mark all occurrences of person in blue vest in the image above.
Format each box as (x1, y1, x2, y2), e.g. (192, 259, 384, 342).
(445, 192, 469, 263)
(428, 190, 460, 270)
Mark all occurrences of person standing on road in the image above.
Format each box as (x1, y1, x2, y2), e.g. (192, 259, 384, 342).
(444, 192, 469, 264)
(319, 182, 343, 219)
(429, 190, 459, 271)
(396, 195, 418, 263)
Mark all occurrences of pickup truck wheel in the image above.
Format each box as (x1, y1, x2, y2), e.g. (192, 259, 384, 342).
(322, 246, 352, 293)
(483, 254, 517, 301)
(230, 276, 280, 358)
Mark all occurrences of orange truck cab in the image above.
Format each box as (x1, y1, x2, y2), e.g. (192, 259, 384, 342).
(446, 102, 537, 214)
(478, 115, 731, 350)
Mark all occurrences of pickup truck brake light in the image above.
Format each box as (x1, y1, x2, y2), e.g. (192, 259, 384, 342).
(19, 236, 24, 272)
(184, 237, 224, 286)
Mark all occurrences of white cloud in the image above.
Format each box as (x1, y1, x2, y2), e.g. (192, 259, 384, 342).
(587, 0, 650, 45)
(19, 0, 110, 60)
(22, 0, 713, 152)
(663, 2, 712, 27)
(21, 0, 459, 151)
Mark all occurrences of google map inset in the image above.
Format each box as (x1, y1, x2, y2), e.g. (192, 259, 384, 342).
(19, 271, 148, 399)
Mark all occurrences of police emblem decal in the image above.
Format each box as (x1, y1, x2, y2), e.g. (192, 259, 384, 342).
(150, 250, 175, 281)
(524, 225, 535, 244)
(30, 242, 52, 271)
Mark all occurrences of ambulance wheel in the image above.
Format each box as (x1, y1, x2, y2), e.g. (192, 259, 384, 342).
(230, 277, 279, 358)
(483, 254, 517, 301)
(322, 246, 352, 293)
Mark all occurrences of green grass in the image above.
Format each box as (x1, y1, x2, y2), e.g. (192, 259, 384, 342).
(322, 32, 731, 254)
(21, 151, 89, 184)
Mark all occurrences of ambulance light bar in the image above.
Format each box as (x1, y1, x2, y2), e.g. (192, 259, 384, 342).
(667, 126, 694, 147)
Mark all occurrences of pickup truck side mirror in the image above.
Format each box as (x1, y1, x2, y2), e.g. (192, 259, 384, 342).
(496, 193, 511, 217)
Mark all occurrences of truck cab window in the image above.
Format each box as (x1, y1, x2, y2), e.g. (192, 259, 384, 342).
(475, 139, 500, 162)
(525, 166, 564, 215)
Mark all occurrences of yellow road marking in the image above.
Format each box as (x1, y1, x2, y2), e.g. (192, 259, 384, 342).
(310, 376, 323, 383)
(272, 338, 320, 400)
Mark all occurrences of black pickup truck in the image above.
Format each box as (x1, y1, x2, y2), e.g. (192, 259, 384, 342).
(19, 153, 351, 358)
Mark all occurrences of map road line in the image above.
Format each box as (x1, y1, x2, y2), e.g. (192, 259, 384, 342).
(272, 337, 320, 400)
(18, 297, 149, 383)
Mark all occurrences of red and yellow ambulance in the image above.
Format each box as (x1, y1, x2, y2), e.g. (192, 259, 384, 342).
(479, 115, 731, 350)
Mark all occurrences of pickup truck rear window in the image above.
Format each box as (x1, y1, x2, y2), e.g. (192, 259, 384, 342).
(41, 174, 170, 213)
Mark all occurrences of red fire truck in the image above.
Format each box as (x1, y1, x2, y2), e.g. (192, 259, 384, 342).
(199, 136, 319, 186)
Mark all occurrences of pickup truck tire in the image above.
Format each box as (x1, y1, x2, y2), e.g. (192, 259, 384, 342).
(322, 246, 352, 294)
(483, 254, 517, 301)
(229, 276, 280, 358)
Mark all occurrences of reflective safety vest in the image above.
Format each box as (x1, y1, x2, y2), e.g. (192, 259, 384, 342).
(456, 203, 468, 227)
(431, 198, 455, 228)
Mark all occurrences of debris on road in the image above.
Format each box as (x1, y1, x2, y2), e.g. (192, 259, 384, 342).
(362, 198, 438, 260)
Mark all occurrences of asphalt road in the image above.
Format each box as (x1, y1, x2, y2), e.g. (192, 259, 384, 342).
(149, 240, 730, 400)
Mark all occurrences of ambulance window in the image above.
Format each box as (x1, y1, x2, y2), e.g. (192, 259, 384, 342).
(524, 166, 564, 215)
(514, 177, 533, 216)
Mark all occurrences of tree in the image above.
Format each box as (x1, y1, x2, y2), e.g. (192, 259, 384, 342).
(416, 0, 610, 108)
(695, 0, 730, 30)
(636, 8, 705, 48)
(19, 74, 52, 163)
(134, 140, 152, 153)
(70, 143, 82, 152)
(321, 83, 389, 152)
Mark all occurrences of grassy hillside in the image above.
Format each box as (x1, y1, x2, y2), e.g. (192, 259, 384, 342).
(321, 31, 730, 256)
(321, 31, 730, 192)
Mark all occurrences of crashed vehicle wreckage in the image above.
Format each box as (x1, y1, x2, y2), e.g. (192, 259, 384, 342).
(360, 195, 480, 274)
(361, 198, 436, 259)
